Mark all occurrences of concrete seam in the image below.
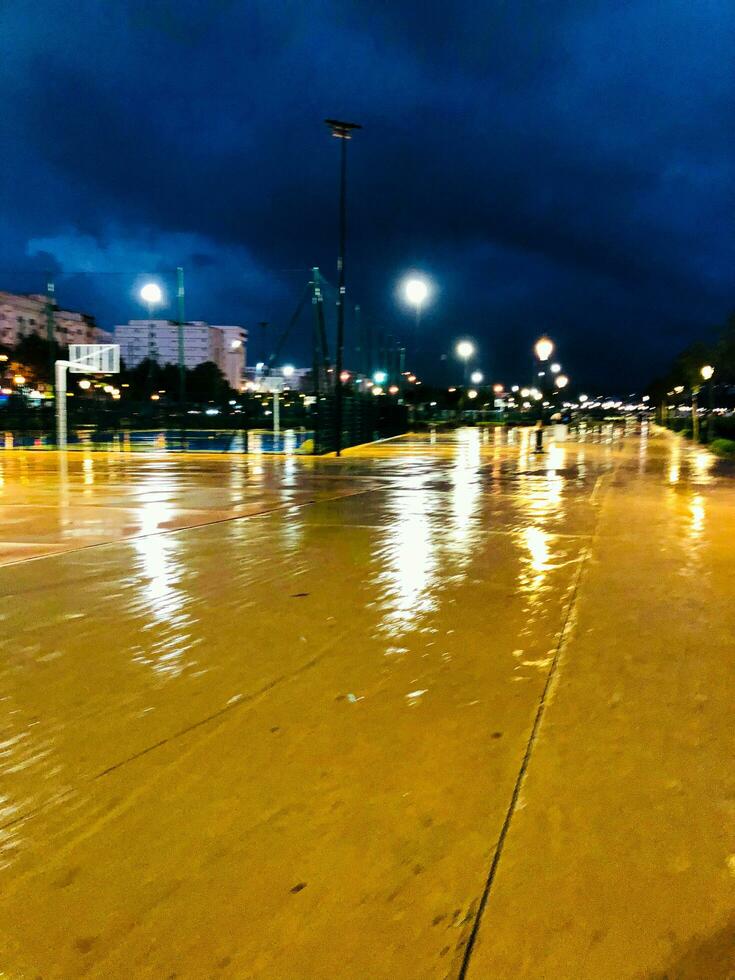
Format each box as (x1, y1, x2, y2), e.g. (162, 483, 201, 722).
(456, 470, 613, 979)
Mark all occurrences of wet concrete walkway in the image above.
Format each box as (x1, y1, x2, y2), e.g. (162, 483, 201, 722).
(1, 426, 733, 977)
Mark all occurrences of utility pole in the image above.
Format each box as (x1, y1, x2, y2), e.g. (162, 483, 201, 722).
(324, 118, 361, 455)
(46, 274, 55, 394)
(355, 303, 363, 377)
(176, 266, 186, 403)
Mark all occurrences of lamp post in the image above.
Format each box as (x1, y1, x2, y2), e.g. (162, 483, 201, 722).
(140, 282, 163, 399)
(176, 267, 186, 404)
(455, 340, 475, 423)
(325, 118, 361, 456)
(455, 339, 475, 385)
(701, 364, 714, 442)
(533, 336, 554, 452)
(403, 275, 430, 353)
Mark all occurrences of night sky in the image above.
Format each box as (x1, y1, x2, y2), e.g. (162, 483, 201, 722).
(2, 0, 734, 390)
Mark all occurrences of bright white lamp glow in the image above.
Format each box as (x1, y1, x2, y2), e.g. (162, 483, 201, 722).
(579, 393, 588, 402)
(555, 374, 569, 389)
(467, 389, 478, 400)
(404, 277, 429, 307)
(550, 362, 561, 373)
(470, 370, 484, 384)
(700, 364, 714, 381)
(534, 336, 554, 362)
(456, 340, 475, 360)
(140, 282, 163, 306)
(373, 370, 387, 384)
(282, 364, 295, 377)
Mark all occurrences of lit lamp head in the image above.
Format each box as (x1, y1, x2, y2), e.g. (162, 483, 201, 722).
(470, 370, 484, 385)
(555, 374, 569, 389)
(282, 364, 295, 378)
(700, 364, 714, 381)
(373, 370, 387, 384)
(467, 389, 478, 400)
(493, 383, 504, 394)
(404, 277, 429, 308)
(140, 282, 163, 308)
(534, 336, 554, 362)
(456, 340, 475, 361)
(550, 362, 561, 374)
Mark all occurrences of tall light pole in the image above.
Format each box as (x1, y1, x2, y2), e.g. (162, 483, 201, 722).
(403, 275, 430, 356)
(455, 339, 475, 385)
(46, 273, 56, 396)
(325, 118, 361, 456)
(140, 282, 163, 397)
(701, 364, 714, 442)
(533, 336, 554, 452)
(176, 267, 186, 404)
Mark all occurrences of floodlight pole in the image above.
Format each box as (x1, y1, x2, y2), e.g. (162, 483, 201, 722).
(325, 118, 361, 456)
(177, 266, 186, 403)
(46, 274, 56, 395)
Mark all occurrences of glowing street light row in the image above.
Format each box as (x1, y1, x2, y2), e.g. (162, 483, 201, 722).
(140, 277, 581, 400)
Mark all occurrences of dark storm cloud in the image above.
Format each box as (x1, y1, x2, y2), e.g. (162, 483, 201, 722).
(2, 0, 735, 386)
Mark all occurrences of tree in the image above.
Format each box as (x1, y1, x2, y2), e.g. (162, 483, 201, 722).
(12, 334, 67, 384)
(187, 361, 232, 402)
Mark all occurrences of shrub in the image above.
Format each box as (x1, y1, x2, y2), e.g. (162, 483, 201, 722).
(709, 438, 735, 458)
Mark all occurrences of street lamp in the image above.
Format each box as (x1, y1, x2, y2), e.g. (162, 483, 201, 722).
(456, 339, 475, 382)
(532, 336, 555, 452)
(282, 364, 295, 378)
(140, 283, 163, 394)
(555, 374, 569, 389)
(324, 117, 362, 456)
(373, 370, 387, 384)
(701, 364, 715, 441)
(403, 275, 430, 352)
(470, 370, 484, 385)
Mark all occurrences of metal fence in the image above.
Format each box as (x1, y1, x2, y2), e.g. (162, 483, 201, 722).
(313, 392, 408, 454)
(0, 391, 408, 454)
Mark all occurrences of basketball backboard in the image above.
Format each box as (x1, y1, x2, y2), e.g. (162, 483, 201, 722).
(68, 344, 120, 374)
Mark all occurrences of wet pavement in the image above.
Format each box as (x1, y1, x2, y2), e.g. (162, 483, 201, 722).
(1, 425, 734, 978)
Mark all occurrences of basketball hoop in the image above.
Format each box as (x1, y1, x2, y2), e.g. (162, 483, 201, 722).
(56, 344, 121, 448)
